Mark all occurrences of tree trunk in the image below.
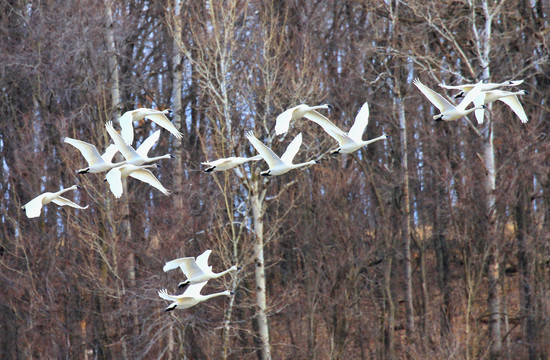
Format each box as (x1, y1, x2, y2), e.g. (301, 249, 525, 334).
(250, 182, 271, 360)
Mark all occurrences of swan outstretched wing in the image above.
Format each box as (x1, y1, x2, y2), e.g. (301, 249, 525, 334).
(280, 133, 303, 164)
(22, 194, 47, 218)
(51, 196, 88, 210)
(413, 78, 454, 112)
(182, 281, 207, 297)
(105, 167, 124, 198)
(136, 130, 161, 158)
(164, 257, 204, 278)
(105, 121, 141, 163)
(196, 250, 213, 272)
(348, 102, 370, 142)
(64, 138, 105, 166)
(473, 93, 487, 124)
(128, 168, 170, 196)
(246, 131, 285, 168)
(142, 110, 183, 140)
(275, 106, 299, 135)
(456, 81, 483, 111)
(498, 95, 528, 123)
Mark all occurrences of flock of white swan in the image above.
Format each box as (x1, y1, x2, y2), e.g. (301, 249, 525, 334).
(20, 78, 528, 311)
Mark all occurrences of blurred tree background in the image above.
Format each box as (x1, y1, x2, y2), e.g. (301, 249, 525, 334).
(1, 0, 549, 359)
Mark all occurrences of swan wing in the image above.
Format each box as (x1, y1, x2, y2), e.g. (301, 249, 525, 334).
(182, 281, 208, 297)
(118, 111, 135, 145)
(303, 111, 345, 136)
(22, 194, 47, 218)
(280, 133, 303, 164)
(245, 131, 285, 168)
(164, 257, 204, 278)
(136, 130, 160, 158)
(438, 83, 473, 91)
(158, 289, 178, 301)
(101, 144, 120, 163)
(473, 92, 487, 124)
(457, 81, 483, 111)
(64, 138, 105, 166)
(105, 121, 141, 163)
(275, 106, 298, 135)
(51, 196, 89, 210)
(498, 95, 528, 123)
(413, 78, 454, 112)
(347, 101, 370, 142)
(144, 111, 183, 139)
(128, 168, 170, 196)
(105, 167, 124, 198)
(195, 250, 213, 272)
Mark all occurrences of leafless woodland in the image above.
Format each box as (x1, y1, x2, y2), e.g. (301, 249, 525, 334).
(1, 0, 550, 359)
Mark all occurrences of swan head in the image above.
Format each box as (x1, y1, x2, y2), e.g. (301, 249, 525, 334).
(21, 205, 26, 211)
(260, 170, 271, 177)
(229, 265, 241, 272)
(384, 134, 392, 140)
(76, 185, 83, 190)
(433, 114, 444, 121)
(330, 148, 341, 155)
(78, 168, 90, 174)
(165, 304, 177, 312)
(229, 291, 235, 296)
(169, 154, 175, 159)
(204, 166, 215, 173)
(520, 90, 529, 95)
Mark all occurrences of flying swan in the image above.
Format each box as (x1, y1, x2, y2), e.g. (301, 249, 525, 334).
(201, 155, 263, 173)
(163, 249, 241, 288)
(158, 282, 233, 311)
(246, 131, 319, 176)
(413, 78, 486, 121)
(21, 185, 88, 218)
(439, 80, 524, 98)
(105, 164, 170, 198)
(473, 90, 529, 124)
(105, 121, 174, 166)
(119, 108, 183, 145)
(275, 104, 332, 135)
(64, 138, 125, 173)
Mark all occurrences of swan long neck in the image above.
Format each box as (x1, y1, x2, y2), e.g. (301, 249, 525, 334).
(55, 185, 78, 197)
(111, 160, 126, 167)
(363, 135, 389, 145)
(202, 290, 231, 300)
(147, 154, 172, 162)
(213, 267, 236, 278)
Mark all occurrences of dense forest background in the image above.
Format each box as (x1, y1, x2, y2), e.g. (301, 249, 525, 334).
(1, 0, 549, 359)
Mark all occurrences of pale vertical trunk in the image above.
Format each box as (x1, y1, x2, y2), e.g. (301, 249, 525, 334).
(251, 182, 271, 360)
(104, 2, 137, 354)
(170, 0, 184, 212)
(395, 92, 414, 337)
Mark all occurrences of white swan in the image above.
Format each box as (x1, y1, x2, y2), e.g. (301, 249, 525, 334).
(246, 131, 318, 176)
(158, 282, 233, 311)
(21, 185, 88, 218)
(119, 108, 183, 145)
(105, 163, 170, 198)
(163, 249, 241, 288)
(275, 104, 332, 135)
(473, 90, 529, 124)
(106, 121, 174, 165)
(413, 78, 486, 121)
(295, 101, 390, 154)
(439, 80, 524, 98)
(64, 138, 125, 174)
(201, 155, 263, 173)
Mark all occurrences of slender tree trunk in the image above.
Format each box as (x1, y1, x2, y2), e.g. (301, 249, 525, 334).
(250, 182, 271, 360)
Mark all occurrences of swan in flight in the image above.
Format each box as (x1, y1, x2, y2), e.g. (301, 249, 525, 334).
(439, 80, 524, 98)
(158, 282, 233, 311)
(201, 155, 263, 173)
(473, 89, 529, 124)
(275, 104, 332, 135)
(21, 185, 88, 218)
(64, 138, 125, 173)
(119, 108, 183, 145)
(106, 121, 174, 166)
(413, 78, 486, 121)
(246, 131, 319, 176)
(163, 249, 241, 288)
(295, 101, 390, 154)
(105, 163, 170, 198)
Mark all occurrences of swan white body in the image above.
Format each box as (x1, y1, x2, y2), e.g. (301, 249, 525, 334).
(163, 249, 240, 288)
(473, 90, 529, 124)
(439, 80, 524, 98)
(414, 78, 486, 121)
(158, 282, 232, 311)
(246, 131, 318, 176)
(105, 163, 170, 198)
(297, 101, 389, 154)
(119, 108, 183, 145)
(21, 185, 88, 218)
(64, 137, 125, 173)
(201, 155, 263, 173)
(106, 122, 174, 166)
(275, 104, 331, 135)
